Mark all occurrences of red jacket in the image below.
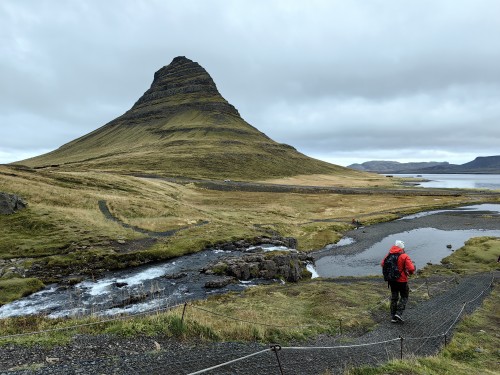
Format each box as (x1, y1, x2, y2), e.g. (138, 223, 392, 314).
(381, 245, 415, 282)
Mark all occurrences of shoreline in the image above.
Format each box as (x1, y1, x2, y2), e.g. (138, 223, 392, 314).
(313, 205, 500, 260)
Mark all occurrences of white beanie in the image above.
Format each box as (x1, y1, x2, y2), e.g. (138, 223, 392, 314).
(395, 240, 405, 249)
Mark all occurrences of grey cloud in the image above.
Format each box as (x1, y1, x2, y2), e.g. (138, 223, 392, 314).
(1, 0, 500, 166)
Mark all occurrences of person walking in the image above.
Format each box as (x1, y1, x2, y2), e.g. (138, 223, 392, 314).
(381, 240, 415, 323)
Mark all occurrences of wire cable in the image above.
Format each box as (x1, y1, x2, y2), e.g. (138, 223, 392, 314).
(186, 348, 272, 375)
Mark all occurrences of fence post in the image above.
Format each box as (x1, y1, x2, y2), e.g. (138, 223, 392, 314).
(339, 318, 343, 335)
(399, 336, 404, 360)
(425, 278, 430, 297)
(181, 302, 188, 325)
(270, 344, 284, 375)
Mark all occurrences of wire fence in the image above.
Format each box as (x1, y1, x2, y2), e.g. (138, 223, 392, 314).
(0, 273, 485, 340)
(0, 273, 495, 375)
(184, 274, 495, 374)
(0, 302, 184, 340)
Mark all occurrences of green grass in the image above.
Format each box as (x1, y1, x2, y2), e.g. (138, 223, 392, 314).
(0, 278, 45, 305)
(342, 236, 500, 375)
(0, 233, 498, 375)
(17, 109, 351, 181)
(345, 288, 500, 375)
(0, 279, 388, 347)
(184, 280, 388, 343)
(419, 236, 500, 276)
(1, 163, 481, 289)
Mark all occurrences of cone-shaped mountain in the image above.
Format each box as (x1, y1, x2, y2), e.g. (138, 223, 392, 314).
(19, 56, 348, 179)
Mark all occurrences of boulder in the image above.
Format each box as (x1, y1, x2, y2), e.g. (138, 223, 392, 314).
(211, 235, 298, 252)
(203, 251, 313, 283)
(163, 272, 188, 279)
(0, 192, 27, 215)
(205, 276, 237, 288)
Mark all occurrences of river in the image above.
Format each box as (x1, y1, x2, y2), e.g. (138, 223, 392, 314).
(314, 204, 500, 277)
(0, 246, 284, 319)
(393, 173, 500, 190)
(1, 204, 499, 319)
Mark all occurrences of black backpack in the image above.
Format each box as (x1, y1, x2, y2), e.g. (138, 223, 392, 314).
(382, 253, 401, 282)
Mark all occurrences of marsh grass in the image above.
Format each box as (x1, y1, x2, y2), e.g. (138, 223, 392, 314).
(419, 236, 500, 276)
(183, 281, 384, 343)
(0, 232, 497, 375)
(0, 311, 196, 347)
(260, 172, 400, 188)
(1, 165, 468, 256)
(0, 165, 479, 257)
(0, 163, 493, 303)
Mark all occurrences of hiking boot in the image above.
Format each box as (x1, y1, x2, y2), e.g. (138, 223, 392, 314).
(391, 317, 398, 323)
(394, 314, 404, 323)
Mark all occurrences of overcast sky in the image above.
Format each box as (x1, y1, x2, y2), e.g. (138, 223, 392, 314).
(1, 0, 499, 167)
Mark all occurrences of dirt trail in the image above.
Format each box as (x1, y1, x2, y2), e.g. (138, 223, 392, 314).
(98, 200, 209, 237)
(136, 174, 500, 197)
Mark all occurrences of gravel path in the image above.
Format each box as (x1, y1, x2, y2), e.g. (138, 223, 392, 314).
(2, 205, 499, 374)
(0, 272, 496, 375)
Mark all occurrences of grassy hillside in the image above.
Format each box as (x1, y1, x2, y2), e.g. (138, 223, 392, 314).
(0, 163, 482, 305)
(18, 110, 349, 180)
(16, 56, 354, 180)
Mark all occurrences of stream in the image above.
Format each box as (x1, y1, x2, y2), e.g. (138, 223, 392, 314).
(0, 204, 499, 319)
(314, 203, 500, 277)
(314, 227, 500, 277)
(0, 246, 286, 319)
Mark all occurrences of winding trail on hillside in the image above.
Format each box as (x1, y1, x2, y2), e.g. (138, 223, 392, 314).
(0, 272, 496, 374)
(98, 200, 209, 237)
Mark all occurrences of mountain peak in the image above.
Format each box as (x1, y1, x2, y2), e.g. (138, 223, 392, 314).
(130, 56, 239, 118)
(150, 56, 200, 86)
(17, 56, 350, 180)
(171, 55, 191, 64)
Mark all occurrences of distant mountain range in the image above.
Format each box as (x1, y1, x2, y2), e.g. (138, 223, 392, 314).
(348, 156, 500, 174)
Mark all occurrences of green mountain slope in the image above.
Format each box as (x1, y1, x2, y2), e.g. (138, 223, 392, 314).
(18, 56, 350, 180)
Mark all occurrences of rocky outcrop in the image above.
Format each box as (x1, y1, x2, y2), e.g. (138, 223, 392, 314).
(124, 56, 240, 122)
(204, 276, 237, 289)
(202, 251, 313, 285)
(211, 236, 298, 252)
(0, 192, 27, 215)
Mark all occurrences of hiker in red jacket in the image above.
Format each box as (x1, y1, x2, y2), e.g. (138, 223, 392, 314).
(381, 240, 416, 323)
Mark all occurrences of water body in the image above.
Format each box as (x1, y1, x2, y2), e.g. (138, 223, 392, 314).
(397, 203, 500, 220)
(0, 249, 274, 319)
(314, 203, 500, 278)
(1, 205, 499, 318)
(393, 174, 500, 190)
(314, 228, 500, 277)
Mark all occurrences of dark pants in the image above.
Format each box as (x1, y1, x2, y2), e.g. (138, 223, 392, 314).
(389, 281, 409, 317)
